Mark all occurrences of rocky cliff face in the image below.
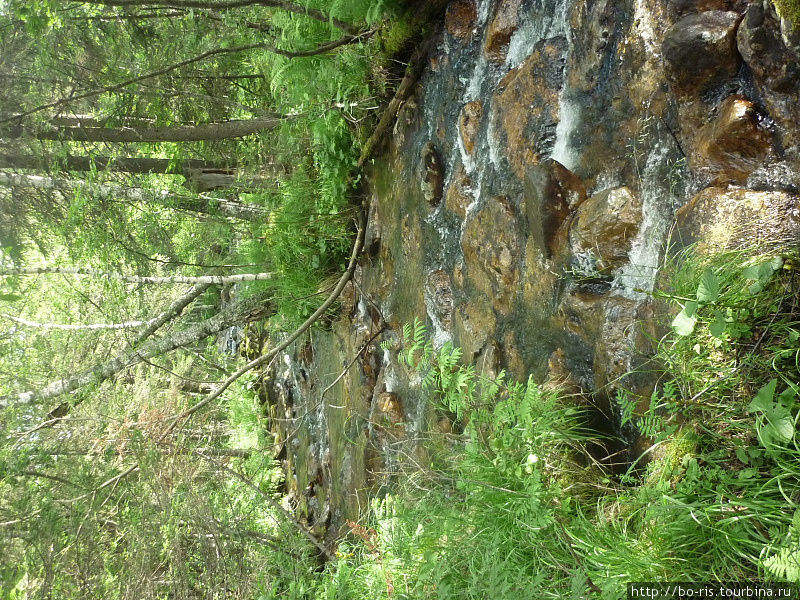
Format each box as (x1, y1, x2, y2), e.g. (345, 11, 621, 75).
(265, 0, 800, 540)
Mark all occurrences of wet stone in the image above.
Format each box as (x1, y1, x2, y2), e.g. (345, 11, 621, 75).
(492, 37, 567, 179)
(462, 196, 522, 315)
(459, 100, 484, 156)
(425, 270, 454, 332)
(661, 11, 740, 97)
(690, 95, 774, 186)
(675, 187, 800, 253)
(570, 186, 642, 274)
(737, 0, 800, 149)
(376, 392, 405, 428)
(445, 0, 478, 40)
(524, 159, 587, 259)
(444, 165, 474, 219)
(420, 141, 445, 207)
(667, 0, 748, 20)
(484, 0, 523, 61)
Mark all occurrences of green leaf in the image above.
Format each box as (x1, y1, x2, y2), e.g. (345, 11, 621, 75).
(709, 311, 727, 338)
(0, 293, 22, 302)
(737, 467, 757, 480)
(779, 387, 797, 406)
(749, 380, 795, 446)
(748, 379, 777, 414)
(769, 413, 794, 444)
(697, 269, 719, 303)
(672, 301, 698, 336)
(746, 257, 784, 295)
(743, 264, 761, 280)
(735, 447, 749, 464)
(761, 257, 783, 278)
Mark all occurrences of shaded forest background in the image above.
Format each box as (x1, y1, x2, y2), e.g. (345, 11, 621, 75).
(0, 1, 430, 596)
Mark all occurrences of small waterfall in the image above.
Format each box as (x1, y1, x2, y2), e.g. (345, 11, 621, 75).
(550, 95, 580, 171)
(617, 139, 684, 297)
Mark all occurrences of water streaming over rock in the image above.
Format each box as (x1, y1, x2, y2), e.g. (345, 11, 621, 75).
(265, 0, 800, 538)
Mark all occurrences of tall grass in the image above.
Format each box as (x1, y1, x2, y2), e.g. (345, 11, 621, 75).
(311, 245, 800, 597)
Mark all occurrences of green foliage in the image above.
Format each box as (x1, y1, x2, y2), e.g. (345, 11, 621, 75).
(1, 0, 408, 593)
(773, 0, 800, 26)
(328, 266, 800, 595)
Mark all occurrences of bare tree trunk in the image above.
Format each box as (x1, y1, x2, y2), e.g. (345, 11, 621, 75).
(79, 0, 358, 33)
(3, 266, 274, 285)
(0, 288, 273, 409)
(8, 117, 286, 143)
(0, 153, 227, 175)
(1, 314, 154, 331)
(0, 172, 271, 218)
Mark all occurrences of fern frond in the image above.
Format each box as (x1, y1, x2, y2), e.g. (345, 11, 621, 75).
(764, 541, 800, 582)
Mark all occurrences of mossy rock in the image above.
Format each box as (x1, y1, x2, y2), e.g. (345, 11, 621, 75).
(773, 0, 800, 27)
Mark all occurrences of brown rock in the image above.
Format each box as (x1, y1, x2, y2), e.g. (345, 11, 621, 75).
(453, 301, 497, 366)
(557, 288, 608, 340)
(420, 141, 445, 207)
(737, 1, 800, 149)
(459, 100, 484, 155)
(484, 0, 522, 61)
(738, 2, 800, 91)
(501, 330, 526, 381)
(675, 187, 800, 253)
(444, 165, 474, 219)
(661, 11, 740, 97)
(425, 270, 454, 331)
(667, 0, 747, 20)
(492, 37, 567, 179)
(690, 95, 774, 185)
(436, 416, 454, 434)
(543, 348, 584, 397)
(376, 392, 404, 427)
(462, 196, 522, 314)
(570, 186, 642, 273)
(445, 0, 477, 40)
(521, 236, 560, 323)
(524, 159, 587, 259)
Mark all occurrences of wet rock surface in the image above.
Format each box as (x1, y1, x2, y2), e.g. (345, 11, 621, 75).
(689, 95, 774, 185)
(737, 0, 800, 150)
(675, 187, 800, 252)
(445, 0, 478, 39)
(491, 37, 567, 178)
(266, 0, 800, 543)
(484, 0, 522, 61)
(662, 11, 741, 97)
(524, 159, 587, 259)
(570, 187, 642, 273)
(458, 100, 484, 155)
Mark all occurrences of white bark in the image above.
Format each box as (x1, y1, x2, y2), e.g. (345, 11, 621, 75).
(0, 173, 269, 219)
(3, 266, 273, 285)
(2, 314, 153, 330)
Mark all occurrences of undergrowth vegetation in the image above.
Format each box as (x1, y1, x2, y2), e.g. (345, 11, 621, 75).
(311, 245, 800, 598)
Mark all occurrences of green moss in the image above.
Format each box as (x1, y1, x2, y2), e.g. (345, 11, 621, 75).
(376, 16, 417, 55)
(773, 0, 800, 27)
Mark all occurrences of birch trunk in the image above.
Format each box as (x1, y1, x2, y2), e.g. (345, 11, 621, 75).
(0, 288, 272, 408)
(15, 117, 285, 143)
(3, 266, 274, 285)
(0, 172, 272, 218)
